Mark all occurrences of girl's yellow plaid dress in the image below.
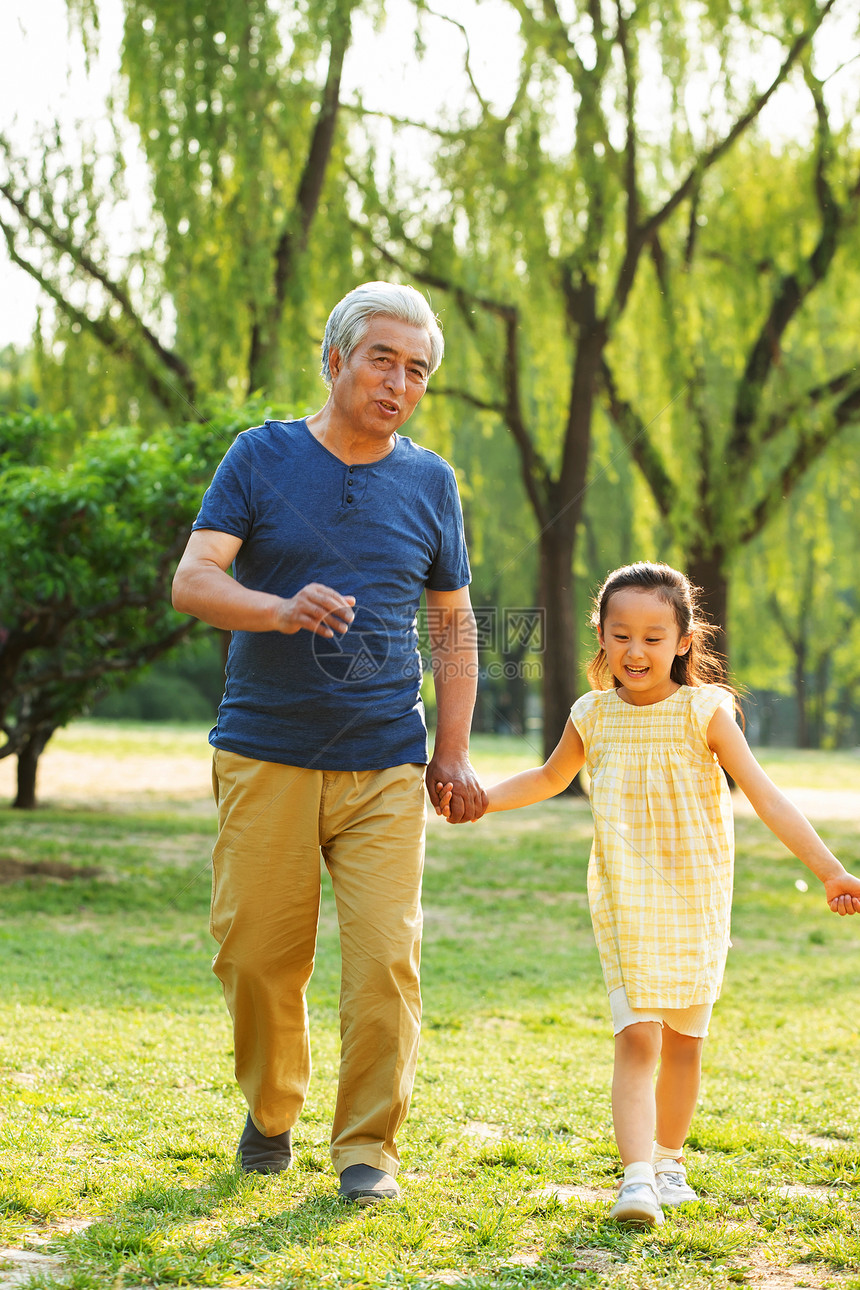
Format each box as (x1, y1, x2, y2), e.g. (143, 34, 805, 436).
(571, 684, 736, 1009)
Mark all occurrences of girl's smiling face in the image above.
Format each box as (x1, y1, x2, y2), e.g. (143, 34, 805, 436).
(598, 587, 692, 705)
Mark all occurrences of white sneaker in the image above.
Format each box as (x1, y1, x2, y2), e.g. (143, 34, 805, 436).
(609, 1178, 664, 1227)
(654, 1158, 698, 1206)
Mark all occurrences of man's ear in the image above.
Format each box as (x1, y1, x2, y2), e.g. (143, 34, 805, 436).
(329, 346, 342, 379)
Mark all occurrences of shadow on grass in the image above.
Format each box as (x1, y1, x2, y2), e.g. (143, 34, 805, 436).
(61, 1169, 359, 1285)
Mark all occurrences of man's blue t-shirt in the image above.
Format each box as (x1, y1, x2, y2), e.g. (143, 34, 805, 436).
(192, 419, 471, 770)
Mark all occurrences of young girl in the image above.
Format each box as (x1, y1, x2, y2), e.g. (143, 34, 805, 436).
(438, 562, 860, 1228)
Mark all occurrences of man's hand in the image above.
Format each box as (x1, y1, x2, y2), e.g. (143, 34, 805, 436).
(275, 583, 355, 637)
(426, 753, 487, 823)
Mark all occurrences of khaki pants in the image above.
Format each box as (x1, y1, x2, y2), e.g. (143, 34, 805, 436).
(210, 750, 426, 1177)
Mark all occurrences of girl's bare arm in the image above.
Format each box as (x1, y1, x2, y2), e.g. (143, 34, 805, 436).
(485, 718, 586, 813)
(708, 705, 860, 915)
(437, 718, 586, 819)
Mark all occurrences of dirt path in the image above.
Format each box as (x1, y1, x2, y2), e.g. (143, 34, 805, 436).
(732, 786, 859, 821)
(0, 746, 214, 811)
(2, 740, 858, 821)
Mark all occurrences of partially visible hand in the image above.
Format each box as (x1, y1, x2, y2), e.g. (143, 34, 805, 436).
(275, 583, 356, 637)
(435, 781, 454, 819)
(426, 752, 487, 823)
(824, 871, 860, 916)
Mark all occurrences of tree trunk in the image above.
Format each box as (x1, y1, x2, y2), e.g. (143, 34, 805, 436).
(538, 524, 580, 790)
(810, 652, 830, 749)
(686, 546, 730, 670)
(13, 726, 56, 810)
(793, 649, 809, 748)
(246, 8, 352, 395)
(503, 637, 528, 737)
(686, 546, 739, 789)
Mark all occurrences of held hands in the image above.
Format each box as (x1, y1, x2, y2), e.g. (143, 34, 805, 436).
(426, 755, 487, 824)
(436, 782, 454, 819)
(434, 780, 488, 823)
(275, 583, 355, 637)
(824, 871, 860, 916)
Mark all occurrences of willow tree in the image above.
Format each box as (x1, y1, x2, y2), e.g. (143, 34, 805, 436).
(603, 60, 860, 654)
(0, 0, 369, 423)
(731, 433, 860, 748)
(354, 0, 846, 758)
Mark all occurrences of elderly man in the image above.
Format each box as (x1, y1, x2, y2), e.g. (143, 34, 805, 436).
(172, 281, 485, 1204)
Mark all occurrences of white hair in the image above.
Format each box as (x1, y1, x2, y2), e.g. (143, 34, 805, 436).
(320, 281, 444, 385)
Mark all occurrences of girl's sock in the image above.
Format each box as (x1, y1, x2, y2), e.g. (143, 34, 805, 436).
(623, 1161, 656, 1186)
(653, 1142, 684, 1165)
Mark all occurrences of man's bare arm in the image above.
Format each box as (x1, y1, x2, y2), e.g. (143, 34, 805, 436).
(172, 529, 355, 637)
(425, 585, 486, 823)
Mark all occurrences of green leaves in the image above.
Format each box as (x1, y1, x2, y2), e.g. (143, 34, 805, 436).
(0, 410, 236, 765)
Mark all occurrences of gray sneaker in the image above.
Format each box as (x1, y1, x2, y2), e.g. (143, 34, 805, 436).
(236, 1113, 293, 1174)
(338, 1163, 400, 1205)
(609, 1178, 664, 1227)
(654, 1158, 698, 1206)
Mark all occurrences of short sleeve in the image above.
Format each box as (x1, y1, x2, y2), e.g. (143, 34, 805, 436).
(191, 432, 254, 541)
(689, 684, 735, 751)
(424, 464, 471, 591)
(570, 690, 601, 754)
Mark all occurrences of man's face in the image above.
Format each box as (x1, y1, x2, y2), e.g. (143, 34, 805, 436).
(329, 316, 433, 440)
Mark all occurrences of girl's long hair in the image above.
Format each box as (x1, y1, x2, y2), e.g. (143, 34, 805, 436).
(587, 562, 740, 707)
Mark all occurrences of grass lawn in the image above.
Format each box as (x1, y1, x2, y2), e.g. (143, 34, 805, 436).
(1, 724, 859, 1289)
